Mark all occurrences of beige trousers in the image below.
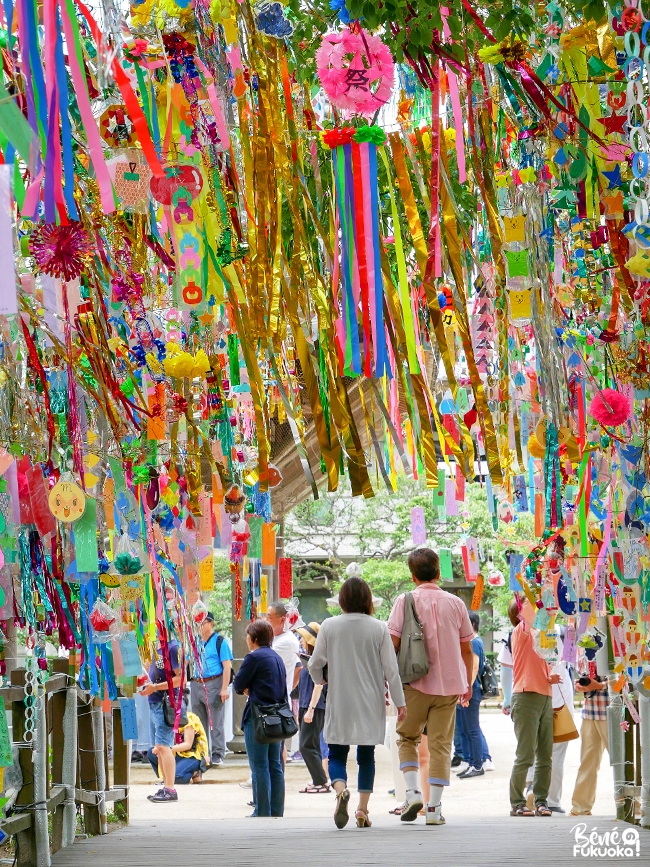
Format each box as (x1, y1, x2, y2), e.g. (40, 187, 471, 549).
(396, 685, 458, 786)
(571, 719, 609, 815)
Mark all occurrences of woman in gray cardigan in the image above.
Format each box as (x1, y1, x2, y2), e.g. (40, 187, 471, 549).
(309, 576, 406, 829)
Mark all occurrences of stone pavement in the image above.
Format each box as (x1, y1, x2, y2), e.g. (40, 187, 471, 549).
(53, 711, 647, 866)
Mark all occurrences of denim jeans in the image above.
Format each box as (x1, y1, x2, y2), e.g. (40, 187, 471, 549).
(459, 696, 484, 770)
(454, 706, 466, 760)
(456, 703, 491, 763)
(149, 700, 175, 748)
(149, 752, 201, 784)
(328, 744, 375, 793)
(243, 719, 285, 816)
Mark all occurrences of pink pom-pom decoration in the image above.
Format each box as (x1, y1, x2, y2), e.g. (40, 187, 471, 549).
(316, 28, 394, 116)
(29, 222, 94, 282)
(589, 388, 632, 427)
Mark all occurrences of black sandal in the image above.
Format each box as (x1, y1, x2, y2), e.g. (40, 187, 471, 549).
(510, 804, 535, 816)
(535, 803, 552, 816)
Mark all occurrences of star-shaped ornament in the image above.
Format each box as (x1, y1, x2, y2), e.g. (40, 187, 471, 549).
(602, 164, 623, 188)
(597, 112, 627, 136)
(199, 310, 213, 326)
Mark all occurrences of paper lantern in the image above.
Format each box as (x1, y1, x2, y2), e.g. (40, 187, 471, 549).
(316, 28, 394, 116)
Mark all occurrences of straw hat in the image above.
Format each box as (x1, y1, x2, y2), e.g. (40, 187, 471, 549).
(295, 622, 320, 647)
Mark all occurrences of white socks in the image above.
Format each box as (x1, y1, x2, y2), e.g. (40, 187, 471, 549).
(428, 785, 444, 808)
(403, 770, 420, 792)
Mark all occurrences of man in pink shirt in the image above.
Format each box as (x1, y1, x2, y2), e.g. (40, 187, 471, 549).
(388, 548, 474, 826)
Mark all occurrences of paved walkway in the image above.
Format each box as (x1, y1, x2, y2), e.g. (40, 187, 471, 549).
(52, 711, 647, 865)
(54, 816, 647, 866)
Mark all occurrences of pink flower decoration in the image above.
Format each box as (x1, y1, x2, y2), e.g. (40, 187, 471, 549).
(316, 28, 395, 117)
(29, 222, 94, 282)
(589, 388, 632, 427)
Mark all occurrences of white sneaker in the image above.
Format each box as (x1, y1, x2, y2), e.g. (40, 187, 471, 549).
(239, 777, 252, 789)
(426, 804, 445, 825)
(454, 762, 470, 775)
(483, 759, 495, 772)
(400, 790, 424, 822)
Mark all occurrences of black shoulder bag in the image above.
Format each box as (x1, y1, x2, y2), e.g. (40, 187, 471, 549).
(162, 693, 189, 728)
(251, 700, 298, 744)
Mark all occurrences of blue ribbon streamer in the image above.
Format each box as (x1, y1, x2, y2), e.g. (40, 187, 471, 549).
(343, 143, 361, 374)
(79, 581, 99, 695)
(24, 0, 47, 146)
(2, 0, 13, 44)
(54, 17, 78, 219)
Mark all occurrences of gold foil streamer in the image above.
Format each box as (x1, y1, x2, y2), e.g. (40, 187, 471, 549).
(477, 107, 510, 480)
(226, 268, 270, 490)
(267, 346, 319, 500)
(389, 131, 474, 478)
(359, 380, 394, 492)
(439, 139, 503, 485)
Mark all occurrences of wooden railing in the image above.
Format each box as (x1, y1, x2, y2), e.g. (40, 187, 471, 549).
(0, 659, 129, 866)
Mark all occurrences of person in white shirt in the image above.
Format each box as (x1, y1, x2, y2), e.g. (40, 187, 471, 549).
(266, 602, 300, 703)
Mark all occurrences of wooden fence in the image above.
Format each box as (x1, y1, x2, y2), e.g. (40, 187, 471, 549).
(0, 658, 129, 866)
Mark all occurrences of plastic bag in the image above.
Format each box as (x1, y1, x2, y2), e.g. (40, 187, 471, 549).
(89, 599, 117, 644)
(113, 533, 148, 576)
(192, 599, 209, 626)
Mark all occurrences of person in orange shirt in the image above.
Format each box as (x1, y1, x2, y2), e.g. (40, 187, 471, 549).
(508, 599, 561, 817)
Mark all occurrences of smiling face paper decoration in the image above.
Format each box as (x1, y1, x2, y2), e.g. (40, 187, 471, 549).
(49, 479, 86, 522)
(509, 287, 531, 319)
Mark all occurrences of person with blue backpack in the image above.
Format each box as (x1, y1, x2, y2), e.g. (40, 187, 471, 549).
(190, 612, 233, 768)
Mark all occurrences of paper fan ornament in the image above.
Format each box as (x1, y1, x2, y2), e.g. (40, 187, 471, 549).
(316, 28, 394, 116)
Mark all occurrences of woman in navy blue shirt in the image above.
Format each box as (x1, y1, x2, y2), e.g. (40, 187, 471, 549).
(234, 619, 287, 816)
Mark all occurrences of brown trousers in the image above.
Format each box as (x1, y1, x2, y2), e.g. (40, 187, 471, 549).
(396, 685, 458, 785)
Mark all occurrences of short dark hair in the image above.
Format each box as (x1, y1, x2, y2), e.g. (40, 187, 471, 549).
(338, 576, 373, 615)
(469, 611, 480, 631)
(268, 602, 287, 618)
(407, 548, 440, 582)
(246, 619, 274, 647)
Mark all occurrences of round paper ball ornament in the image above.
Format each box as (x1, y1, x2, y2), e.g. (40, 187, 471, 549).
(589, 388, 632, 427)
(316, 28, 394, 116)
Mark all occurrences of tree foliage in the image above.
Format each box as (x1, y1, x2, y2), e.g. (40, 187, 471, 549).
(285, 0, 609, 75)
(285, 473, 536, 623)
(207, 556, 234, 639)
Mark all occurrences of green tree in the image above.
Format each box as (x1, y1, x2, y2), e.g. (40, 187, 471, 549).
(285, 473, 536, 625)
(207, 556, 234, 640)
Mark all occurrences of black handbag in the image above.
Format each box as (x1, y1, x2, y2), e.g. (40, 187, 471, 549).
(162, 693, 188, 728)
(250, 700, 298, 744)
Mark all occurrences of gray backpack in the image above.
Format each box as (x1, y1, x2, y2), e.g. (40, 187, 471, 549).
(397, 592, 430, 683)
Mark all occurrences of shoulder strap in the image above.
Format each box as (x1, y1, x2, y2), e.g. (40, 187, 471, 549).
(215, 634, 224, 659)
(405, 592, 423, 629)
